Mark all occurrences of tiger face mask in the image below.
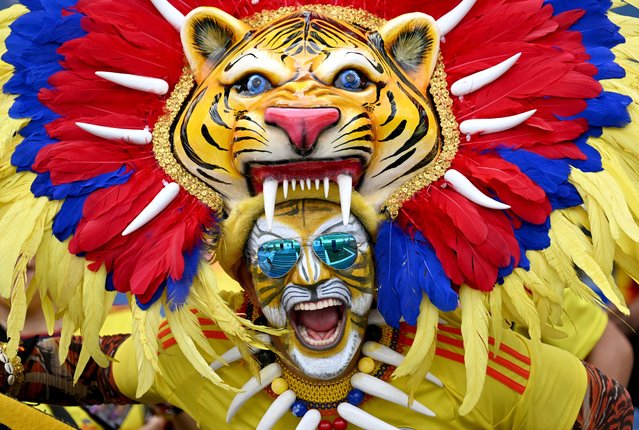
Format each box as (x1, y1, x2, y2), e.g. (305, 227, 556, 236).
(173, 7, 441, 218)
(244, 200, 374, 380)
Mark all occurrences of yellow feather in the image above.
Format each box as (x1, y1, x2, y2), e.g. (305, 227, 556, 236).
(488, 285, 504, 353)
(571, 169, 639, 242)
(500, 277, 541, 358)
(78, 266, 112, 369)
(165, 305, 239, 392)
(550, 211, 627, 313)
(394, 295, 438, 402)
(131, 300, 163, 397)
(458, 286, 489, 416)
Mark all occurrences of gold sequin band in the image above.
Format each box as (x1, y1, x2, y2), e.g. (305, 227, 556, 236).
(382, 55, 460, 218)
(152, 68, 225, 214)
(245, 5, 385, 29)
(0, 342, 24, 397)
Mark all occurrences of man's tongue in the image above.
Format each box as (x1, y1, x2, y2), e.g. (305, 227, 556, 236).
(298, 307, 339, 335)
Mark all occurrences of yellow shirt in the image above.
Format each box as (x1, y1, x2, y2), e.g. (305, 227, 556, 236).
(113, 312, 587, 430)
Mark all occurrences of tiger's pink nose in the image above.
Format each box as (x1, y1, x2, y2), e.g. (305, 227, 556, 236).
(264, 107, 340, 155)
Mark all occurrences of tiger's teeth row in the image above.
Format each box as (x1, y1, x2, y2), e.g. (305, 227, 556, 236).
(293, 298, 341, 311)
(263, 174, 352, 230)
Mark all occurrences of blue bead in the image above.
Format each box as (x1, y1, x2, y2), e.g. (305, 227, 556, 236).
(347, 389, 364, 405)
(290, 400, 308, 417)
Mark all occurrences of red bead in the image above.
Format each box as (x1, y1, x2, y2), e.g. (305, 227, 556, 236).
(333, 417, 348, 429)
(318, 420, 332, 430)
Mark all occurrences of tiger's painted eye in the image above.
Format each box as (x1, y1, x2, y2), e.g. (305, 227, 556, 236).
(335, 69, 367, 91)
(240, 74, 272, 96)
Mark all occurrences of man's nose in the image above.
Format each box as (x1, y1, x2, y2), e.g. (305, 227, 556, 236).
(289, 247, 330, 286)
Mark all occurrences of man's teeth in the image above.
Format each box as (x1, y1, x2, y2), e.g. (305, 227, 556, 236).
(262, 175, 353, 230)
(299, 319, 343, 346)
(337, 174, 352, 226)
(293, 298, 342, 311)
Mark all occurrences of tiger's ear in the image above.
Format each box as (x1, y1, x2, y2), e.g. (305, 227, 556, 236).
(376, 13, 440, 93)
(181, 7, 251, 83)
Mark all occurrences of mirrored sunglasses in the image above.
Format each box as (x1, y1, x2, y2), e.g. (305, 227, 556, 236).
(257, 232, 359, 278)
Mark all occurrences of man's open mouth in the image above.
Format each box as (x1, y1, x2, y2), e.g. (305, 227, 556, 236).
(289, 298, 346, 350)
(249, 158, 363, 228)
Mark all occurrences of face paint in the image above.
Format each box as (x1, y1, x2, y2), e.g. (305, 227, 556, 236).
(245, 200, 374, 379)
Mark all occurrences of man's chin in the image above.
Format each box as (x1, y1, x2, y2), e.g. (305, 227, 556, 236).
(286, 330, 362, 380)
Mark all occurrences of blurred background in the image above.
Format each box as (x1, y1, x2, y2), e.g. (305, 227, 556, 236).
(0, 1, 16, 7)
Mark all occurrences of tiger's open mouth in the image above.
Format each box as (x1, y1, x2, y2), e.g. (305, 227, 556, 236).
(249, 158, 364, 228)
(289, 298, 347, 350)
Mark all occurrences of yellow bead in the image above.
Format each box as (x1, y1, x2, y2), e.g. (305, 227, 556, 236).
(271, 377, 289, 395)
(358, 357, 375, 374)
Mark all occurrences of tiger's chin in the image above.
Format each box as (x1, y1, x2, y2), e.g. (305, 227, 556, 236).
(249, 158, 364, 228)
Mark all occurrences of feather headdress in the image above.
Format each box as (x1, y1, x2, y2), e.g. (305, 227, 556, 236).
(0, 0, 637, 413)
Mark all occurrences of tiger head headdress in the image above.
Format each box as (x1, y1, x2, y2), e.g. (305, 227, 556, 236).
(171, 7, 442, 221)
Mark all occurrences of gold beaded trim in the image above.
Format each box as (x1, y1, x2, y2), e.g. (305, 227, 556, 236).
(0, 342, 24, 397)
(152, 68, 224, 214)
(381, 56, 460, 218)
(280, 363, 358, 407)
(245, 5, 385, 30)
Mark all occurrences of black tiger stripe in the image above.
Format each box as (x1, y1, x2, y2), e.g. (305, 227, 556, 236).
(272, 31, 303, 51)
(379, 119, 406, 142)
(234, 135, 267, 145)
(239, 115, 267, 132)
(338, 112, 368, 132)
(381, 87, 431, 161)
(381, 92, 397, 126)
(233, 148, 271, 159)
(177, 91, 228, 172)
(336, 145, 372, 154)
(209, 93, 231, 129)
(342, 124, 372, 137)
(196, 168, 231, 186)
(235, 126, 266, 140)
(372, 148, 417, 180)
(334, 134, 373, 149)
(201, 124, 228, 151)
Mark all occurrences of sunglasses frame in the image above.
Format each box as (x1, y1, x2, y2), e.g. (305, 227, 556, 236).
(255, 232, 362, 278)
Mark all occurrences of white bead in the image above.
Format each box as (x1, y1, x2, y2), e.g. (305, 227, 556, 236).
(0, 353, 8, 364)
(4, 363, 13, 374)
(7, 374, 14, 386)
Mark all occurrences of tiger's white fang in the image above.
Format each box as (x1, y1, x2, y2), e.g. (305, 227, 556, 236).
(362, 341, 443, 387)
(450, 53, 521, 96)
(96, 71, 170, 95)
(459, 109, 536, 136)
(337, 403, 399, 430)
(122, 182, 180, 236)
(296, 409, 322, 430)
(76, 122, 152, 145)
(256, 390, 297, 430)
(351, 373, 436, 416)
(150, 0, 185, 31)
(227, 363, 282, 423)
(437, 0, 477, 37)
(444, 169, 511, 210)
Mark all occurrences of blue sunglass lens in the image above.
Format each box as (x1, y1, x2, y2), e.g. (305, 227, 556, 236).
(312, 233, 358, 270)
(257, 239, 301, 278)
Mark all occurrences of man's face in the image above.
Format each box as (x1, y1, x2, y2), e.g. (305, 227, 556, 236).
(245, 200, 374, 379)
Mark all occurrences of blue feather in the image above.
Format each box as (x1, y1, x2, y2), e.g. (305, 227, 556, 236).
(30, 167, 131, 200)
(167, 244, 202, 311)
(136, 282, 166, 310)
(413, 231, 458, 312)
(374, 221, 402, 328)
(105, 272, 116, 292)
(497, 148, 582, 210)
(571, 137, 602, 172)
(52, 194, 88, 241)
(393, 231, 422, 326)
(11, 130, 54, 171)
